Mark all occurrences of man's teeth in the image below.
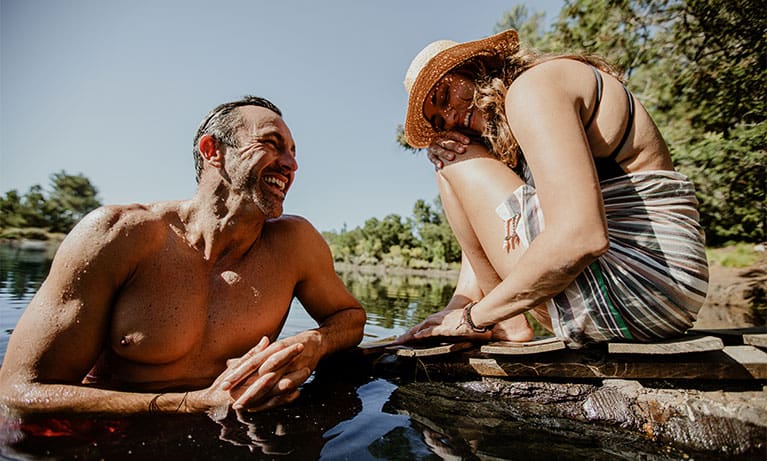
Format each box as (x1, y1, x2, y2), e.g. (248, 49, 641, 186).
(464, 112, 471, 127)
(264, 176, 286, 191)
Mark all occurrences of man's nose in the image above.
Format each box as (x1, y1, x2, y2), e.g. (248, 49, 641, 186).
(280, 151, 298, 172)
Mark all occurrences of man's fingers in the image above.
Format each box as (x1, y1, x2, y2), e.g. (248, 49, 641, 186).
(258, 343, 304, 374)
(275, 367, 312, 393)
(231, 372, 279, 410)
(224, 337, 269, 370)
(244, 390, 301, 414)
(221, 340, 293, 390)
(230, 365, 311, 411)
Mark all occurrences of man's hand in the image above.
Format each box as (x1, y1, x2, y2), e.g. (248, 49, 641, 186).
(428, 131, 470, 169)
(192, 337, 312, 415)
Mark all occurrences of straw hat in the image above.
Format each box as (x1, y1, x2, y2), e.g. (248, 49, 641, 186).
(403, 29, 519, 148)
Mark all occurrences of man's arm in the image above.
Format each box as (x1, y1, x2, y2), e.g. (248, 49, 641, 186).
(290, 217, 366, 359)
(0, 206, 235, 415)
(0, 206, 160, 414)
(218, 216, 365, 409)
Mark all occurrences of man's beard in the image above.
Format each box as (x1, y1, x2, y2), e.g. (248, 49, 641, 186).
(253, 183, 284, 219)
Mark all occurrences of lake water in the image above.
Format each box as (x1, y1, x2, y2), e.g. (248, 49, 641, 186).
(0, 243, 701, 460)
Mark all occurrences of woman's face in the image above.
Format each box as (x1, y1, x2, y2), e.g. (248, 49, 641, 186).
(422, 72, 485, 135)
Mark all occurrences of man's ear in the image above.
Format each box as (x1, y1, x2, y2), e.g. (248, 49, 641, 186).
(198, 134, 223, 168)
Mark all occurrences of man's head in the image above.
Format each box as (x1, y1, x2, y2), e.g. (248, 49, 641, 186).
(194, 96, 297, 219)
(193, 96, 283, 183)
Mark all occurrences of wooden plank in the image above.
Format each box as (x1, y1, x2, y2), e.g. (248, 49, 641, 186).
(462, 348, 767, 380)
(391, 342, 474, 358)
(481, 337, 566, 355)
(608, 335, 723, 355)
(358, 336, 399, 355)
(688, 327, 767, 345)
(723, 345, 767, 379)
(743, 333, 767, 349)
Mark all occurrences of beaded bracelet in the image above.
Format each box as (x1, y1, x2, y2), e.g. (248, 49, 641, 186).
(463, 301, 494, 333)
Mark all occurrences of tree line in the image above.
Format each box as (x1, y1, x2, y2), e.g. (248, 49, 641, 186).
(322, 198, 462, 270)
(0, 171, 101, 238)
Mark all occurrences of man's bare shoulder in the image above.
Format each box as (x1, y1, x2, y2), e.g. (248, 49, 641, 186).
(265, 214, 317, 234)
(66, 201, 183, 254)
(263, 214, 328, 252)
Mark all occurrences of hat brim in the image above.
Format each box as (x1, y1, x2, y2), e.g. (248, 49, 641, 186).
(404, 29, 519, 148)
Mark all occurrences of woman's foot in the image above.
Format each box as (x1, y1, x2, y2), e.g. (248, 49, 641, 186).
(490, 314, 534, 342)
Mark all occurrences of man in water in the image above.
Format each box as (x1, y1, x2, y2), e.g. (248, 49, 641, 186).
(0, 96, 366, 415)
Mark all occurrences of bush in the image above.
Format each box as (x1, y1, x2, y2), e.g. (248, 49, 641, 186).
(674, 122, 766, 245)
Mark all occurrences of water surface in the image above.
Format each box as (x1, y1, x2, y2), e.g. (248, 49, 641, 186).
(0, 243, 703, 460)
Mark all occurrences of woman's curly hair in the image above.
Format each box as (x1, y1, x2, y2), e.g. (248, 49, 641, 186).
(455, 50, 623, 170)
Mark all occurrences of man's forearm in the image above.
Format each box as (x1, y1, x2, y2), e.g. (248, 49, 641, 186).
(314, 306, 366, 357)
(1, 382, 200, 416)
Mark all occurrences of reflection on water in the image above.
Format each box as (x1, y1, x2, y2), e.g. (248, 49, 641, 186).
(0, 244, 55, 363)
(339, 270, 456, 333)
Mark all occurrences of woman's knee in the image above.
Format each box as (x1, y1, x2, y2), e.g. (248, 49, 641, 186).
(437, 148, 524, 199)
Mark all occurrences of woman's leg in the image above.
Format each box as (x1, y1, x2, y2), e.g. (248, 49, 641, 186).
(436, 145, 550, 339)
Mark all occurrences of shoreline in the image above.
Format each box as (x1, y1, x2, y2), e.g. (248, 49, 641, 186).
(333, 261, 459, 279)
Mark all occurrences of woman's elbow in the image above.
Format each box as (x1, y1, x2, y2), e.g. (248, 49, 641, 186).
(585, 232, 610, 258)
(556, 226, 609, 262)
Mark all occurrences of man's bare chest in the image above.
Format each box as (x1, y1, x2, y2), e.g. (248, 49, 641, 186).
(108, 251, 298, 366)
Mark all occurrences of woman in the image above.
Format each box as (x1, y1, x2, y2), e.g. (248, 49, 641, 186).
(399, 29, 708, 347)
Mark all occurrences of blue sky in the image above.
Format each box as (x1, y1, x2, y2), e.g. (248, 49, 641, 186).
(1, 0, 564, 233)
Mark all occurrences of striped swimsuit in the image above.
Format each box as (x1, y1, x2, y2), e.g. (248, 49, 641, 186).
(495, 70, 709, 348)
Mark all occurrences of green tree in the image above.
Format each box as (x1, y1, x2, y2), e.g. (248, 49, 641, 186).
(44, 171, 102, 233)
(21, 185, 49, 229)
(494, 4, 550, 49)
(0, 171, 102, 235)
(675, 123, 767, 245)
(412, 198, 461, 264)
(669, 0, 766, 135)
(0, 190, 25, 228)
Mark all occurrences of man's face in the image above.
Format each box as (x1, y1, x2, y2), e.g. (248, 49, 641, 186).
(226, 106, 298, 219)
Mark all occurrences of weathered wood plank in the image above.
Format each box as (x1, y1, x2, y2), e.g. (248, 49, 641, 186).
(689, 327, 767, 345)
(743, 333, 767, 349)
(608, 335, 723, 355)
(722, 345, 767, 378)
(463, 348, 767, 380)
(391, 341, 474, 357)
(481, 337, 566, 355)
(358, 336, 399, 355)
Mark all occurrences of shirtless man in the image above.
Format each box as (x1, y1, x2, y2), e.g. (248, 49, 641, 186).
(0, 96, 366, 415)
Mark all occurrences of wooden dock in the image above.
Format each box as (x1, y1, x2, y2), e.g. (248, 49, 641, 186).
(361, 328, 767, 381)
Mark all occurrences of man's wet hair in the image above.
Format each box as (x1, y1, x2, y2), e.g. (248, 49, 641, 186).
(192, 96, 282, 182)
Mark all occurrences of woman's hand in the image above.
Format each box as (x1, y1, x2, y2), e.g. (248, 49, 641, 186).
(428, 131, 471, 169)
(396, 306, 492, 343)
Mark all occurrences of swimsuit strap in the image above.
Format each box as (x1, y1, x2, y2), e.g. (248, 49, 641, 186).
(607, 85, 635, 160)
(583, 66, 603, 130)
